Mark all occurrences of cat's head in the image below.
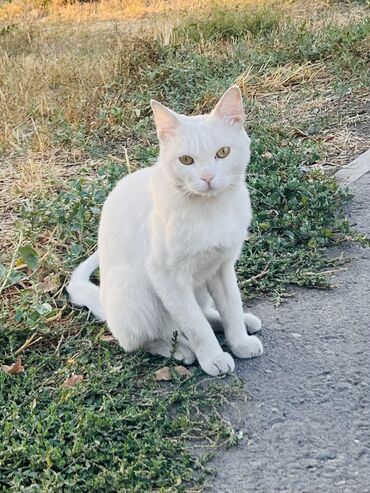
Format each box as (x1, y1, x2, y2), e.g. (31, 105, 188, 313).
(151, 86, 251, 197)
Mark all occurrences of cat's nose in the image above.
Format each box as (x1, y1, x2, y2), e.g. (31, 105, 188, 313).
(201, 174, 214, 186)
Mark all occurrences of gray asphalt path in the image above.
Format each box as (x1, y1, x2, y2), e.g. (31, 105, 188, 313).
(210, 172, 370, 493)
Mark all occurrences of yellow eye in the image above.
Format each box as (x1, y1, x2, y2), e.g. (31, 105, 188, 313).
(216, 146, 230, 159)
(179, 155, 194, 165)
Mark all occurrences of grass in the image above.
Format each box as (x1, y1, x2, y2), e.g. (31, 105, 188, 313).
(1, 0, 370, 491)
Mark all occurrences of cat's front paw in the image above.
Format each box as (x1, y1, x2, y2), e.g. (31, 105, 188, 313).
(200, 352, 235, 376)
(231, 335, 263, 359)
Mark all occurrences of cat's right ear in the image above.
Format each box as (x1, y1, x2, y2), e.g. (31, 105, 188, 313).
(151, 100, 180, 140)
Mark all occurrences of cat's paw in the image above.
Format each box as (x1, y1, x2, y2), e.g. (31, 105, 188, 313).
(243, 313, 262, 334)
(231, 335, 263, 359)
(147, 339, 195, 365)
(173, 345, 196, 365)
(200, 352, 235, 376)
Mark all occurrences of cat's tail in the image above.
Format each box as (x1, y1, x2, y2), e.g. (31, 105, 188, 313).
(66, 250, 106, 322)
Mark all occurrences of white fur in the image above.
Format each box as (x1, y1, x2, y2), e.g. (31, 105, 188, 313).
(67, 86, 263, 376)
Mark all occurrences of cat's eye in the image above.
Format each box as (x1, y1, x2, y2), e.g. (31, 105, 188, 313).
(179, 155, 194, 165)
(216, 146, 230, 159)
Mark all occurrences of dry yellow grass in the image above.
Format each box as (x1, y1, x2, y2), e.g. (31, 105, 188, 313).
(0, 22, 133, 151)
(1, 0, 367, 24)
(1, 0, 268, 22)
(0, 163, 16, 248)
(236, 62, 325, 97)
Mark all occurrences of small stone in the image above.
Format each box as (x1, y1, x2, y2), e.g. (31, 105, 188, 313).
(303, 458, 319, 469)
(316, 450, 337, 461)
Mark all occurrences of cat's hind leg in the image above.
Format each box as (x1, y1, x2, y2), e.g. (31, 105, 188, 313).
(146, 315, 196, 364)
(103, 269, 161, 353)
(146, 337, 196, 365)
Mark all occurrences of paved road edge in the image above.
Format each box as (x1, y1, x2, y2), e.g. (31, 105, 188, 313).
(335, 148, 370, 185)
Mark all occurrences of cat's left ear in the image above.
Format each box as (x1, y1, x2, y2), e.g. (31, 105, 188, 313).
(151, 100, 180, 140)
(211, 85, 245, 126)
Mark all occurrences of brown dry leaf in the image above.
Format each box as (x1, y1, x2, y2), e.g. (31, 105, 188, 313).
(1, 357, 24, 375)
(174, 365, 192, 378)
(154, 366, 172, 381)
(101, 334, 116, 342)
(262, 151, 273, 160)
(41, 274, 60, 293)
(62, 374, 84, 388)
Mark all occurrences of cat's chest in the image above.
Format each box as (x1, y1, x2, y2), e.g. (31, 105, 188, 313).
(178, 213, 245, 252)
(165, 215, 245, 285)
(164, 193, 251, 265)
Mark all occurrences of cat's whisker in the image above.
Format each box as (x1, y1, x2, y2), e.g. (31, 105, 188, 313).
(165, 186, 192, 201)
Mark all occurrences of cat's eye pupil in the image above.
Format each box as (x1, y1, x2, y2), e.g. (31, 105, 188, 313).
(216, 146, 230, 159)
(179, 155, 194, 165)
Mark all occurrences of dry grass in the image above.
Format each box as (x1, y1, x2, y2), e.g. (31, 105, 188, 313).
(1, 0, 367, 24)
(236, 62, 325, 96)
(0, 163, 16, 248)
(288, 0, 369, 27)
(0, 0, 165, 21)
(0, 23, 131, 150)
(241, 65, 370, 171)
(11, 156, 59, 196)
(0, 0, 268, 22)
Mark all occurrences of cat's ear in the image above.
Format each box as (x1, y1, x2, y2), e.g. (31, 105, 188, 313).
(151, 100, 180, 140)
(211, 86, 245, 126)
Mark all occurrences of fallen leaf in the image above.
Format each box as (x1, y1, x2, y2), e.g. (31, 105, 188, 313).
(154, 366, 172, 381)
(1, 357, 24, 375)
(41, 275, 60, 293)
(62, 374, 84, 388)
(174, 366, 192, 378)
(261, 151, 273, 160)
(101, 334, 116, 342)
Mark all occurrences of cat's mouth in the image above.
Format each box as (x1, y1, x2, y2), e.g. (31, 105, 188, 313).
(175, 180, 225, 198)
(188, 184, 223, 198)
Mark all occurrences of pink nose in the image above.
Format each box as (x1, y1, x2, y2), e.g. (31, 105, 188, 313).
(201, 174, 214, 186)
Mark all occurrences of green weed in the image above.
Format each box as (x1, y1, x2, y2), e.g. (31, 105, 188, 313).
(170, 3, 282, 43)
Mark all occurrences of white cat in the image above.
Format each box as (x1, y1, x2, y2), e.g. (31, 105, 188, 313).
(67, 86, 263, 376)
